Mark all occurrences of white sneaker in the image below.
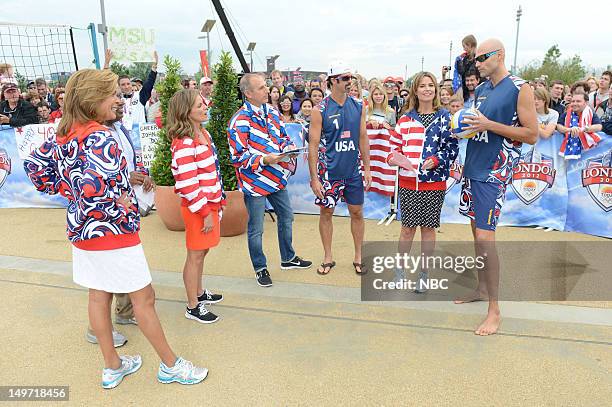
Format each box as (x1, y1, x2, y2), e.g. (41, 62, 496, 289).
(86, 329, 127, 348)
(157, 357, 208, 385)
(102, 355, 142, 389)
(115, 316, 138, 325)
(414, 271, 429, 294)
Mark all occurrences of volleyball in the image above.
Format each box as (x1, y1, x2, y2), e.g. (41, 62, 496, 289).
(450, 108, 479, 139)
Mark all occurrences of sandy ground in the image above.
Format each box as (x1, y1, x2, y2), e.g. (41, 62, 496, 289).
(0, 208, 611, 406)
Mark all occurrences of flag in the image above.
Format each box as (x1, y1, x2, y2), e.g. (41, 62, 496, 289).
(200, 50, 210, 77)
(368, 127, 396, 196)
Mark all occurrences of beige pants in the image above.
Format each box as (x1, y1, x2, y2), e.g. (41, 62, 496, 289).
(87, 293, 134, 336)
(114, 293, 134, 320)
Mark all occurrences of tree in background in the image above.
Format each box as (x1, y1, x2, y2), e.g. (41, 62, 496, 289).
(109, 61, 156, 81)
(518, 45, 587, 85)
(128, 62, 155, 82)
(150, 55, 183, 187)
(207, 51, 241, 191)
(13, 71, 28, 92)
(109, 62, 129, 77)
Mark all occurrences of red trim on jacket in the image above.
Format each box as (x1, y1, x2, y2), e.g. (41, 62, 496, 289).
(72, 232, 141, 251)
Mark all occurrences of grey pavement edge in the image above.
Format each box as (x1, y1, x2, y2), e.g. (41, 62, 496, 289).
(0, 254, 610, 327)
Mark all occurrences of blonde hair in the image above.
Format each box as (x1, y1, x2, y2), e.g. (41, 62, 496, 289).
(0, 63, 12, 75)
(440, 87, 453, 97)
(462, 35, 477, 49)
(349, 78, 362, 98)
(533, 88, 550, 114)
(56, 69, 118, 138)
(405, 72, 441, 113)
(167, 89, 202, 140)
(367, 83, 390, 119)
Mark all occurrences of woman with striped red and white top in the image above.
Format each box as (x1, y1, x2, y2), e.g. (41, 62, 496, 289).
(168, 89, 225, 324)
(387, 72, 458, 293)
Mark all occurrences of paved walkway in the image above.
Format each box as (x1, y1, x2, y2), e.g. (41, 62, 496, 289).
(0, 209, 610, 405)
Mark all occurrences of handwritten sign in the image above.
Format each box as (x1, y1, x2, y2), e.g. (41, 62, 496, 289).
(108, 26, 155, 63)
(14, 124, 57, 159)
(138, 123, 160, 169)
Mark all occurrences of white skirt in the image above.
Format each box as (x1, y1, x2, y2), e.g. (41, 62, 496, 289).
(72, 244, 153, 293)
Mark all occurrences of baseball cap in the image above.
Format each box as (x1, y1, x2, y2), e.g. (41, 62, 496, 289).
(199, 76, 213, 85)
(2, 82, 18, 93)
(383, 76, 396, 83)
(327, 61, 351, 77)
(130, 77, 143, 84)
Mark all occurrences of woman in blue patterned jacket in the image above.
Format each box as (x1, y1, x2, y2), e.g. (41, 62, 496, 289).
(24, 69, 208, 389)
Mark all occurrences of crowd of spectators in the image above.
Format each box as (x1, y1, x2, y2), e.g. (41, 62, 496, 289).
(1, 35, 610, 139)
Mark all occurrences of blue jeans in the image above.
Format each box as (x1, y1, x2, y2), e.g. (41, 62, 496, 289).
(243, 188, 296, 272)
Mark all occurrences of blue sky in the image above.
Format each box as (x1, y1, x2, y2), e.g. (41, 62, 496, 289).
(4, 0, 611, 79)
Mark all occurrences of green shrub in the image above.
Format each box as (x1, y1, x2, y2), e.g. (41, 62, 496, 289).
(207, 51, 241, 191)
(150, 56, 182, 186)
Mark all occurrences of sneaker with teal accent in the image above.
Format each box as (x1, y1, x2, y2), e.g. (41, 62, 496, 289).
(157, 357, 208, 385)
(102, 355, 142, 389)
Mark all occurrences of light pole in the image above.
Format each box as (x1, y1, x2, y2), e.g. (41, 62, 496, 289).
(247, 42, 256, 72)
(513, 5, 522, 74)
(198, 19, 216, 65)
(98, 0, 108, 53)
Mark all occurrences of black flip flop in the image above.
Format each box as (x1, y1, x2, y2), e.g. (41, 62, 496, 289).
(353, 262, 367, 275)
(317, 261, 336, 275)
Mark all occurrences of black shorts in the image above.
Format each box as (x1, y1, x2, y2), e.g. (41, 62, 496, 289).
(399, 188, 446, 228)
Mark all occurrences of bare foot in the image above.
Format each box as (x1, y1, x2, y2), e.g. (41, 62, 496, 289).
(454, 290, 488, 304)
(474, 312, 501, 336)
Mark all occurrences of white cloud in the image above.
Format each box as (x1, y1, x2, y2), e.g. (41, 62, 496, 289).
(4, 0, 610, 78)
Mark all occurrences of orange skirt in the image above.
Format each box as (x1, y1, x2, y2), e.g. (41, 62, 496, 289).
(181, 206, 220, 250)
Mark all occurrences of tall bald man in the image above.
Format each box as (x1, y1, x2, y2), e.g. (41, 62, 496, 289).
(455, 39, 538, 336)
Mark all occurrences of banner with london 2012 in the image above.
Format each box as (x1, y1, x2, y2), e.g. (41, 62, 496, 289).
(0, 123, 609, 238)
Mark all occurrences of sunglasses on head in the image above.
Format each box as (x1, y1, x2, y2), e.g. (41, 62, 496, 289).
(475, 49, 501, 63)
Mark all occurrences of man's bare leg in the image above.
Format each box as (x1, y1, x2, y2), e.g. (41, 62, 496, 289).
(318, 207, 335, 274)
(347, 204, 364, 270)
(454, 220, 489, 304)
(473, 228, 500, 336)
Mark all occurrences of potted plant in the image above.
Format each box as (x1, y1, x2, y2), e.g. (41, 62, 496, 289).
(150, 56, 185, 231)
(208, 51, 248, 236)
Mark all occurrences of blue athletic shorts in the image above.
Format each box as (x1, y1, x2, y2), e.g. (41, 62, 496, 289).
(459, 178, 507, 231)
(315, 174, 364, 208)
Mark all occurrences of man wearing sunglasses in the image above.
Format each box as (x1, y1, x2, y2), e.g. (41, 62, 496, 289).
(383, 77, 401, 118)
(455, 38, 538, 337)
(308, 61, 372, 276)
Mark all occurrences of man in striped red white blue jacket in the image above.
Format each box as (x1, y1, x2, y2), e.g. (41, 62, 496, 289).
(227, 73, 312, 287)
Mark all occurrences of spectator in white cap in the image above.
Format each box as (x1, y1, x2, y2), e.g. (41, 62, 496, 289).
(199, 76, 214, 109)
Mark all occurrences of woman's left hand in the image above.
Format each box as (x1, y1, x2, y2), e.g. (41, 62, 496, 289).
(421, 157, 437, 170)
(201, 213, 214, 233)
